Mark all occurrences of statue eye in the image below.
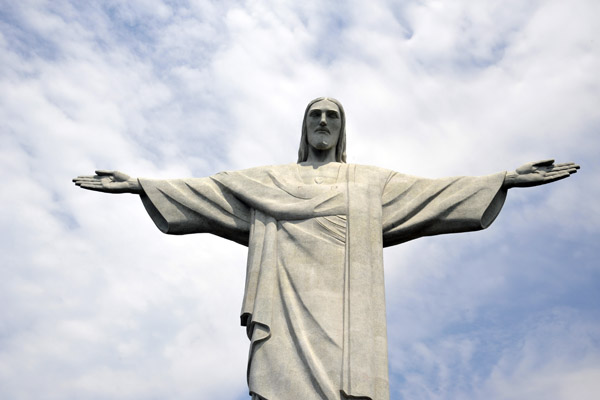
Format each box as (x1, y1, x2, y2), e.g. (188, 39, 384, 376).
(309, 111, 321, 117)
(328, 112, 339, 119)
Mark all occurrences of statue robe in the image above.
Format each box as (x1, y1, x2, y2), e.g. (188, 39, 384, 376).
(138, 163, 506, 400)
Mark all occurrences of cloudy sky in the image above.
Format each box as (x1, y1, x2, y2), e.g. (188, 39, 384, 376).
(1, 0, 599, 399)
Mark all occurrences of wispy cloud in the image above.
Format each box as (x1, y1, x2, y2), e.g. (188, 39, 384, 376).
(1, 0, 598, 399)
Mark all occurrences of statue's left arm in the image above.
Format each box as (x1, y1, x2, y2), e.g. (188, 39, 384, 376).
(381, 159, 579, 247)
(381, 171, 507, 247)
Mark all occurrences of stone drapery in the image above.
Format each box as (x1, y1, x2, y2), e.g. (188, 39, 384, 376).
(138, 163, 506, 400)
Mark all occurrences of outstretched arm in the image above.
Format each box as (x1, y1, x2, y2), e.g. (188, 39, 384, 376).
(502, 159, 580, 189)
(72, 170, 144, 194)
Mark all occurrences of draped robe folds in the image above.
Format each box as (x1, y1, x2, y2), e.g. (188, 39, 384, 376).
(138, 163, 507, 400)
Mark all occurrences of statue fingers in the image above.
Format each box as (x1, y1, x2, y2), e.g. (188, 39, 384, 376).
(543, 171, 570, 183)
(72, 175, 97, 182)
(73, 178, 94, 185)
(73, 178, 104, 187)
(545, 169, 571, 177)
(532, 159, 555, 167)
(78, 182, 105, 191)
(95, 170, 117, 176)
(554, 162, 576, 167)
(550, 164, 579, 173)
(553, 162, 580, 171)
(561, 167, 579, 175)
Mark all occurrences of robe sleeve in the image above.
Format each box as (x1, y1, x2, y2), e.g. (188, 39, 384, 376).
(138, 177, 252, 246)
(382, 172, 507, 247)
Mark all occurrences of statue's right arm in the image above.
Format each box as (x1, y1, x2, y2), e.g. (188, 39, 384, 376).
(72, 170, 144, 194)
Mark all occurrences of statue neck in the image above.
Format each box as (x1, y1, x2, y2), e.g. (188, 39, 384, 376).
(305, 147, 337, 164)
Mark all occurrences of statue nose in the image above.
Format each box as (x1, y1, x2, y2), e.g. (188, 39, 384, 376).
(320, 115, 327, 125)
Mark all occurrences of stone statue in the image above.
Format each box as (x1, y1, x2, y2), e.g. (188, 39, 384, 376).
(73, 97, 579, 400)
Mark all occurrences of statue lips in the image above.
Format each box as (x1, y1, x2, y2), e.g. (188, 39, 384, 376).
(315, 127, 330, 134)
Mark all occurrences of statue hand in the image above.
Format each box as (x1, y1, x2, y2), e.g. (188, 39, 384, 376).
(72, 170, 143, 194)
(503, 159, 580, 189)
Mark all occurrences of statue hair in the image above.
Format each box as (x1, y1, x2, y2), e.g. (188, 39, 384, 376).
(297, 97, 347, 163)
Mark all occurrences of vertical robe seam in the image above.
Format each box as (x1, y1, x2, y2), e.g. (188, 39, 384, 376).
(342, 163, 353, 394)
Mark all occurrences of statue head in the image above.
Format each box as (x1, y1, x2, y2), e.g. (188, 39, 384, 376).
(297, 97, 347, 163)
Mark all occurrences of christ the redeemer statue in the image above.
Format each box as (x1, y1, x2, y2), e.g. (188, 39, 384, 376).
(73, 97, 579, 400)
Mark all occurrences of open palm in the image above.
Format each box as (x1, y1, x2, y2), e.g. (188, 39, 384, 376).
(504, 159, 580, 188)
(72, 170, 142, 194)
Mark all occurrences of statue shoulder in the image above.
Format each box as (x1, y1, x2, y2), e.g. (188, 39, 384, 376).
(215, 163, 298, 182)
(348, 163, 396, 182)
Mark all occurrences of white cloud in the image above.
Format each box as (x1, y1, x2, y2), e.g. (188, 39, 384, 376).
(473, 309, 600, 400)
(1, 0, 598, 399)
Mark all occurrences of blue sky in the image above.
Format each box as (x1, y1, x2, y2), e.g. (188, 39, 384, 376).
(1, 1, 599, 399)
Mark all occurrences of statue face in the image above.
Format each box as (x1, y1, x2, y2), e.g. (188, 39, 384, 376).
(306, 100, 342, 152)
